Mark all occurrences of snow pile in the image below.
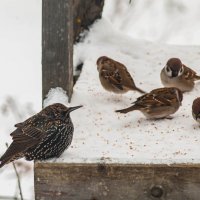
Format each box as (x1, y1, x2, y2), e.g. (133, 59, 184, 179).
(103, 0, 200, 45)
(44, 18, 200, 164)
(43, 87, 69, 107)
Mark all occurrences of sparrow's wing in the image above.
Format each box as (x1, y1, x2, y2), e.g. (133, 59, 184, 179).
(183, 65, 200, 80)
(101, 68, 123, 90)
(134, 90, 172, 108)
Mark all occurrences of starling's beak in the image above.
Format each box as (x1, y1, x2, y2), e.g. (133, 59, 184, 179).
(68, 105, 83, 113)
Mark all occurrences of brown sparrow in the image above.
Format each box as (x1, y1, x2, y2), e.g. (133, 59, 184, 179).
(97, 56, 145, 94)
(192, 97, 200, 123)
(116, 87, 183, 119)
(160, 58, 200, 92)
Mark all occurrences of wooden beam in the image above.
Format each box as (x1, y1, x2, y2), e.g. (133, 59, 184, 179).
(35, 163, 200, 200)
(42, 0, 73, 101)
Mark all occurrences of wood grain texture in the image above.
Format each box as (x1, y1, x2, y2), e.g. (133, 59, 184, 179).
(34, 163, 200, 200)
(42, 0, 73, 101)
(73, 0, 104, 42)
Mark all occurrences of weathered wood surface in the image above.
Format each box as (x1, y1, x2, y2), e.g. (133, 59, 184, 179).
(42, 0, 104, 101)
(73, 0, 104, 42)
(42, 0, 74, 101)
(35, 163, 200, 200)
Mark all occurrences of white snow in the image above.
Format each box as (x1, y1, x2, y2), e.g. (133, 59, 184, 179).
(0, 0, 41, 199)
(43, 87, 69, 107)
(44, 19, 200, 165)
(1, 0, 200, 199)
(103, 0, 200, 45)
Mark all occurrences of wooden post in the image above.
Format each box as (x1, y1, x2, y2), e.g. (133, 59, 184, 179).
(73, 0, 105, 42)
(42, 0, 73, 101)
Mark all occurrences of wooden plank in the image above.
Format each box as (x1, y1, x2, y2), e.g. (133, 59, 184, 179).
(35, 163, 200, 200)
(42, 0, 73, 101)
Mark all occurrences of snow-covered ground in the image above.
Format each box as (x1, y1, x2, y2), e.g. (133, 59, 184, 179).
(46, 20, 200, 165)
(0, 0, 200, 199)
(104, 0, 200, 45)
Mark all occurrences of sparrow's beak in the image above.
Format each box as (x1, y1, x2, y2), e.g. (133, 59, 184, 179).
(68, 105, 83, 113)
(172, 71, 178, 77)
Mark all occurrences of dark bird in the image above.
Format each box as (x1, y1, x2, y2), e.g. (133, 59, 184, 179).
(116, 87, 183, 119)
(97, 56, 145, 94)
(0, 103, 82, 168)
(192, 97, 200, 123)
(161, 58, 200, 92)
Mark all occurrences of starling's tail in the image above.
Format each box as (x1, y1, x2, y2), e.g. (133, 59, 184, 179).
(0, 150, 10, 168)
(0, 160, 7, 168)
(0, 143, 24, 168)
(0, 153, 21, 168)
(134, 86, 146, 94)
(116, 105, 137, 114)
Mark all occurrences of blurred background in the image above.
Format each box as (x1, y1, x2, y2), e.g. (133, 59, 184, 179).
(0, 0, 199, 199)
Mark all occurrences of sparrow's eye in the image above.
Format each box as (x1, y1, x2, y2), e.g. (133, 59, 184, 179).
(166, 66, 170, 72)
(178, 66, 184, 76)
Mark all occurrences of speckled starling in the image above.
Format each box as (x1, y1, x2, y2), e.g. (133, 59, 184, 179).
(0, 103, 82, 168)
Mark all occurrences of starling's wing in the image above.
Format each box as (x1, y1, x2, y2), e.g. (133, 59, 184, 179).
(0, 127, 46, 168)
(12, 126, 47, 142)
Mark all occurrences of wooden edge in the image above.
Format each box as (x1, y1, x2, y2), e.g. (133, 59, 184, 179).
(34, 161, 200, 200)
(34, 161, 200, 169)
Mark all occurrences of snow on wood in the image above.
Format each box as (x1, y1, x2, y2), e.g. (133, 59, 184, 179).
(43, 19, 200, 165)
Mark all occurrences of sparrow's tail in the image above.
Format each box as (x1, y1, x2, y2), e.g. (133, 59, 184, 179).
(134, 86, 146, 94)
(194, 74, 200, 80)
(116, 105, 138, 114)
